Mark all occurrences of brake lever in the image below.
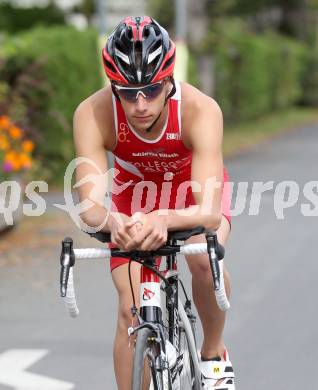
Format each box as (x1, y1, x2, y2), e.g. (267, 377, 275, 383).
(60, 237, 75, 297)
(205, 230, 221, 290)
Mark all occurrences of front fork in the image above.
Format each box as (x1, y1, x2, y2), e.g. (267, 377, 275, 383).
(165, 253, 179, 352)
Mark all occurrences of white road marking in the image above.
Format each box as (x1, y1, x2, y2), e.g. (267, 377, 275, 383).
(0, 349, 74, 389)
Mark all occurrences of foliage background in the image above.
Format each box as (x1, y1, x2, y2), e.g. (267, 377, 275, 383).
(0, 26, 103, 183)
(0, 0, 317, 185)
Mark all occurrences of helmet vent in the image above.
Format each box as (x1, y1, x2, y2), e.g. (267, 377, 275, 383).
(148, 45, 162, 64)
(115, 48, 130, 65)
(154, 25, 161, 37)
(127, 27, 133, 41)
(135, 41, 142, 68)
(162, 51, 175, 71)
(103, 58, 116, 73)
(143, 26, 150, 39)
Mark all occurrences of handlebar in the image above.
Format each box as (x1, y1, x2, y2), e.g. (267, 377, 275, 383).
(59, 228, 230, 317)
(87, 225, 207, 244)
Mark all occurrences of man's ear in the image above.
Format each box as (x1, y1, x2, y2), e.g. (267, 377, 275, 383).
(165, 84, 171, 99)
(165, 77, 176, 103)
(164, 77, 172, 97)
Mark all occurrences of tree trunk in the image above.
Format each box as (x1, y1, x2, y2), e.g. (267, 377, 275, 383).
(279, 0, 309, 40)
(187, 0, 215, 97)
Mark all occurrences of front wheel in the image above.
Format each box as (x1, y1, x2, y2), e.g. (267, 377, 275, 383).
(177, 303, 202, 389)
(177, 325, 201, 389)
(132, 327, 172, 390)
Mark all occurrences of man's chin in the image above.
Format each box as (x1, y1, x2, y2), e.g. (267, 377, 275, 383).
(131, 117, 153, 130)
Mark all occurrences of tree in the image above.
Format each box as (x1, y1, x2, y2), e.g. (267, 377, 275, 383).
(0, 1, 65, 33)
(231, 0, 311, 40)
(147, 0, 175, 32)
(72, 0, 96, 27)
(187, 0, 216, 96)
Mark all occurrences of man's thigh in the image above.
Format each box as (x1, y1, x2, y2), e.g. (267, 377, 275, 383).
(112, 262, 142, 311)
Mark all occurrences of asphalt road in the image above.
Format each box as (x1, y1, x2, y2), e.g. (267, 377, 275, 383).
(0, 123, 317, 389)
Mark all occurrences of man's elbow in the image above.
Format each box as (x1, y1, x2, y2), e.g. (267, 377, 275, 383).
(79, 207, 107, 231)
(203, 213, 222, 231)
(79, 210, 97, 230)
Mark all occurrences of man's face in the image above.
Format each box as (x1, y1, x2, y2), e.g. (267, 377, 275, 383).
(114, 79, 170, 131)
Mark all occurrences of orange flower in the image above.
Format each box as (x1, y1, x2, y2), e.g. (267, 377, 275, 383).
(19, 153, 32, 169)
(0, 134, 9, 150)
(22, 140, 34, 153)
(0, 116, 11, 129)
(12, 160, 22, 171)
(9, 126, 22, 139)
(4, 151, 22, 171)
(1, 117, 35, 172)
(4, 151, 15, 161)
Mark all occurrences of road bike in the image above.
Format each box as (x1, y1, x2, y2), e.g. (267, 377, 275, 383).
(59, 227, 230, 390)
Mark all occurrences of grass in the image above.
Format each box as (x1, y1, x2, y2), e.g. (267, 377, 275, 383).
(223, 107, 318, 157)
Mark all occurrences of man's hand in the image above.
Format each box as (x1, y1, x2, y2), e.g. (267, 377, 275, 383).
(108, 212, 141, 250)
(124, 211, 168, 251)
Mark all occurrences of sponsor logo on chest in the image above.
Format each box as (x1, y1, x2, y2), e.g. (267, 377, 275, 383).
(166, 132, 181, 140)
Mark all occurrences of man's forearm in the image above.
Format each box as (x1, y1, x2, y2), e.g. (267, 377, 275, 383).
(157, 206, 222, 231)
(80, 203, 221, 233)
(80, 203, 114, 232)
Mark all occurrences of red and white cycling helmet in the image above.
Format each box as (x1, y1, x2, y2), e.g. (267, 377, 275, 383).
(102, 16, 176, 85)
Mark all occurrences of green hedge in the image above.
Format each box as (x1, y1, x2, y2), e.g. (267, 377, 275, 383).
(0, 26, 103, 184)
(189, 20, 308, 123)
(301, 51, 318, 106)
(0, 2, 65, 33)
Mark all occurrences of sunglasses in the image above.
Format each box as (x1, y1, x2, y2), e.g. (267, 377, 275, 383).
(113, 81, 165, 102)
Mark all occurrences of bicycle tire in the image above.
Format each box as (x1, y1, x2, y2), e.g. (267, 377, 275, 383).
(132, 327, 172, 390)
(177, 303, 202, 389)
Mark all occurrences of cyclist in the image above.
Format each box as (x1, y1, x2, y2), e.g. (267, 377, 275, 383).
(73, 16, 235, 390)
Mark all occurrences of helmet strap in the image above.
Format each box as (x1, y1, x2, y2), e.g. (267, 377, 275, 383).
(111, 83, 121, 101)
(165, 77, 176, 101)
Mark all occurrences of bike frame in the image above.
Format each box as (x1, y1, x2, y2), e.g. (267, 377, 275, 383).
(139, 254, 179, 337)
(132, 238, 197, 377)
(131, 240, 207, 390)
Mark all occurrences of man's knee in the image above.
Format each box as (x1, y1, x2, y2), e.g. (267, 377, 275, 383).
(112, 263, 141, 332)
(188, 255, 210, 277)
(117, 300, 135, 332)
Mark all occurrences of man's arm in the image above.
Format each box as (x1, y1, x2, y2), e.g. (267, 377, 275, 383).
(124, 91, 224, 251)
(73, 90, 115, 231)
(73, 101, 108, 230)
(159, 91, 224, 231)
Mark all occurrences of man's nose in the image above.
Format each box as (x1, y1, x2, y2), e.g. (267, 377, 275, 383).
(135, 93, 148, 111)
